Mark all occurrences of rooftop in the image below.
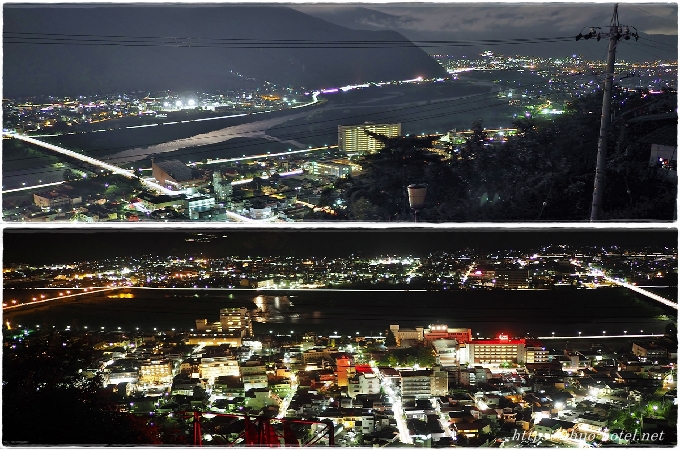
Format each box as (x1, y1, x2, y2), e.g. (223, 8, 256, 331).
(153, 160, 195, 182)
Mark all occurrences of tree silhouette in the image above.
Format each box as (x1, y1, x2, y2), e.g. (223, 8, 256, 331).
(385, 329, 397, 347)
(345, 88, 676, 222)
(3, 332, 160, 445)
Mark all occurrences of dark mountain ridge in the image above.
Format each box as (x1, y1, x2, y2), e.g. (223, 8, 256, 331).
(3, 5, 447, 97)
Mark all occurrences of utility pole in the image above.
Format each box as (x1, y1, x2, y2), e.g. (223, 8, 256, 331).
(576, 4, 638, 221)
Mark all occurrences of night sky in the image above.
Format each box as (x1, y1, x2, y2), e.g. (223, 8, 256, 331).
(3, 228, 676, 265)
(296, 3, 678, 38)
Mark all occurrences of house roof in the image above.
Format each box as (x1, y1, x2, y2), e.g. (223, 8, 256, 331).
(536, 418, 575, 430)
(154, 160, 195, 182)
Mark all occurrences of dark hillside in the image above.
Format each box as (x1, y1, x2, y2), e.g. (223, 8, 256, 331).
(3, 5, 447, 97)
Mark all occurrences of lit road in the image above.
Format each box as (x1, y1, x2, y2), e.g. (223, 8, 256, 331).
(432, 398, 456, 441)
(276, 372, 298, 419)
(573, 260, 678, 310)
(3, 133, 273, 223)
(3, 287, 117, 311)
(539, 333, 664, 339)
(200, 146, 337, 166)
(603, 276, 678, 310)
(371, 364, 412, 444)
(460, 263, 477, 285)
(2, 180, 65, 194)
(3, 133, 175, 195)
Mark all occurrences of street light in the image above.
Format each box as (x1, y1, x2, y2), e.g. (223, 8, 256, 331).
(578, 331, 581, 337)
(407, 183, 427, 222)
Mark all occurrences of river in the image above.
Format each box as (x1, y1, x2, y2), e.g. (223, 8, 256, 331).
(6, 79, 502, 189)
(3, 287, 673, 338)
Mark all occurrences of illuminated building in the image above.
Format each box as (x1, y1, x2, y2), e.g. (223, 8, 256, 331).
(338, 122, 401, 153)
(186, 331, 243, 347)
(136, 192, 185, 211)
(306, 159, 360, 178)
(348, 372, 380, 398)
(458, 334, 526, 366)
(241, 363, 268, 391)
(526, 342, 549, 363)
(185, 195, 215, 211)
(431, 339, 459, 367)
(199, 356, 239, 384)
(494, 269, 530, 289)
(424, 324, 472, 343)
(399, 367, 448, 399)
(33, 190, 82, 209)
(632, 341, 669, 362)
(458, 366, 492, 386)
(139, 359, 173, 384)
(389, 324, 424, 346)
(334, 353, 355, 387)
(212, 171, 233, 204)
(220, 307, 253, 337)
(106, 369, 139, 386)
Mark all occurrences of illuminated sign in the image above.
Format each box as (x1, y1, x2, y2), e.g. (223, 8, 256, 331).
(499, 334, 509, 341)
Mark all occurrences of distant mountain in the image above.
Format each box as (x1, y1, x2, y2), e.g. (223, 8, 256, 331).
(3, 5, 447, 98)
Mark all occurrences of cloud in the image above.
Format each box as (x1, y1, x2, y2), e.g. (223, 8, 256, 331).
(367, 3, 678, 36)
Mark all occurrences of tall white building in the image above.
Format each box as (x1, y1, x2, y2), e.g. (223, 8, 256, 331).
(220, 307, 253, 337)
(213, 171, 233, 204)
(338, 123, 401, 153)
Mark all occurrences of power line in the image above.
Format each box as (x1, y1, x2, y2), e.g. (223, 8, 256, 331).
(627, 4, 678, 23)
(638, 36, 678, 49)
(3, 31, 576, 49)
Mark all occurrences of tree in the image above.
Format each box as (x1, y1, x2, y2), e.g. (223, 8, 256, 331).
(3, 333, 160, 445)
(345, 88, 676, 221)
(250, 176, 264, 191)
(349, 197, 381, 221)
(385, 329, 397, 347)
(63, 168, 79, 182)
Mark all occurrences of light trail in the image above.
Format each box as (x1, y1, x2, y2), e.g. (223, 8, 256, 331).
(2, 180, 65, 194)
(3, 287, 116, 310)
(225, 210, 256, 222)
(3, 133, 262, 223)
(539, 334, 664, 339)
(604, 276, 678, 310)
(61, 286, 430, 293)
(200, 146, 337, 166)
(229, 169, 303, 186)
(4, 133, 175, 195)
(573, 260, 678, 310)
(460, 262, 477, 285)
